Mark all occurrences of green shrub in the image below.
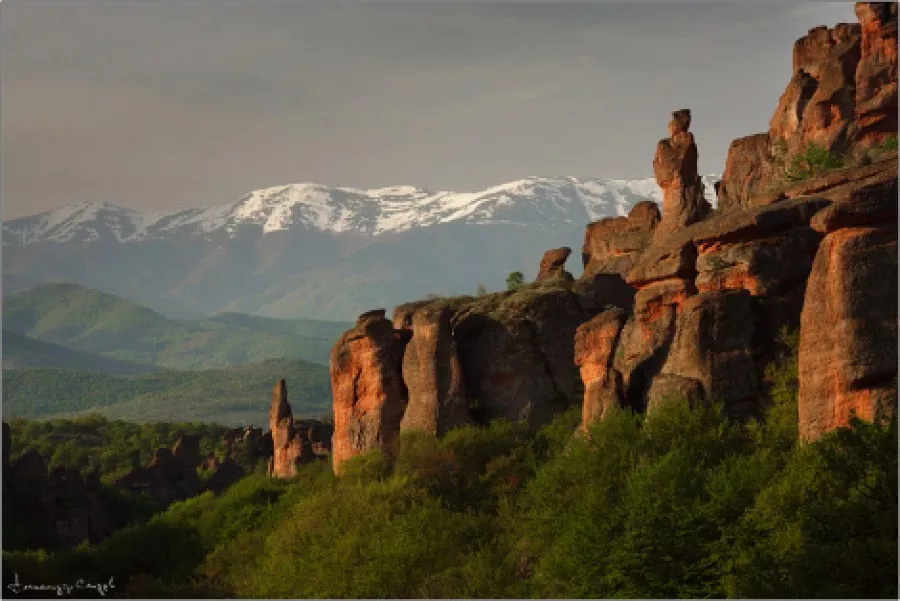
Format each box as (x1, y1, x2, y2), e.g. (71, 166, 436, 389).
(505, 271, 525, 292)
(784, 142, 844, 182)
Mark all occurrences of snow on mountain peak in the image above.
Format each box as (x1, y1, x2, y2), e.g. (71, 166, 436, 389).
(3, 175, 720, 245)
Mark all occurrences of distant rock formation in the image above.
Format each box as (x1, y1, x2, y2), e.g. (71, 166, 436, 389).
(268, 379, 332, 478)
(4, 441, 115, 548)
(116, 434, 203, 504)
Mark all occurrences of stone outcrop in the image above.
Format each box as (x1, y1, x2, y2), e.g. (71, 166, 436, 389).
(400, 304, 472, 436)
(717, 3, 898, 212)
(330, 268, 636, 473)
(647, 290, 760, 419)
(330, 310, 407, 474)
(798, 173, 898, 441)
(268, 379, 333, 479)
(582, 201, 661, 277)
(574, 308, 628, 427)
(535, 247, 573, 282)
(854, 2, 899, 149)
(653, 109, 710, 236)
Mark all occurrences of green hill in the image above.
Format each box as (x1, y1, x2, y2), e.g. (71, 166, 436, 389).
(2, 283, 350, 369)
(1, 358, 330, 426)
(2, 329, 158, 374)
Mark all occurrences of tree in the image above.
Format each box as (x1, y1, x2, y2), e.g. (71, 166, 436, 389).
(476, 283, 488, 297)
(505, 272, 524, 292)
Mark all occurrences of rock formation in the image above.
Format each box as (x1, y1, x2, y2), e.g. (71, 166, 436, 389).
(535, 247, 573, 282)
(325, 4, 897, 468)
(582, 201, 661, 277)
(330, 265, 636, 472)
(575, 308, 628, 427)
(854, 2, 899, 149)
(205, 458, 246, 495)
(330, 309, 407, 474)
(653, 109, 710, 236)
(798, 174, 898, 441)
(717, 2, 898, 212)
(268, 379, 332, 479)
(400, 303, 472, 436)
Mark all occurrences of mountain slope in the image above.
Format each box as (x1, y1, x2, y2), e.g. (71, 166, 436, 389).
(1, 330, 158, 374)
(1, 358, 331, 426)
(2, 283, 348, 368)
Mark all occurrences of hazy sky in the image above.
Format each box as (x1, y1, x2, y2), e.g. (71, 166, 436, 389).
(2, 1, 857, 219)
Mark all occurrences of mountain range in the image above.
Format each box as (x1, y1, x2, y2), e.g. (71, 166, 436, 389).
(3, 175, 719, 320)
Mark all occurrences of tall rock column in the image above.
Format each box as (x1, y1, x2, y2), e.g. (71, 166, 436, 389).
(798, 174, 898, 441)
(269, 379, 307, 479)
(400, 304, 472, 436)
(653, 109, 710, 237)
(331, 309, 408, 474)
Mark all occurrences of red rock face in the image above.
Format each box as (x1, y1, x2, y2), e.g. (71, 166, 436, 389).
(717, 4, 896, 209)
(536, 247, 572, 281)
(575, 308, 627, 428)
(854, 2, 899, 148)
(400, 304, 472, 436)
(330, 310, 407, 474)
(717, 133, 774, 214)
(798, 226, 898, 441)
(653, 109, 709, 236)
(582, 201, 661, 277)
(770, 24, 862, 156)
(798, 170, 898, 441)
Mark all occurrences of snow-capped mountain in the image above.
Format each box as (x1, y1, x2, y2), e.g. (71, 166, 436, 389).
(3, 175, 720, 246)
(3, 174, 721, 320)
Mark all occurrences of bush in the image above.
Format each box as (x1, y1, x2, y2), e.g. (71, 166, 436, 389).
(784, 142, 844, 182)
(505, 271, 525, 292)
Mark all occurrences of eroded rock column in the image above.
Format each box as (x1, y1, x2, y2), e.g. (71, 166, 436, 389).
(653, 109, 710, 237)
(331, 309, 407, 474)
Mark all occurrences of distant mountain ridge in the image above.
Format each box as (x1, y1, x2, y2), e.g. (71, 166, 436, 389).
(2, 175, 720, 320)
(3, 175, 720, 246)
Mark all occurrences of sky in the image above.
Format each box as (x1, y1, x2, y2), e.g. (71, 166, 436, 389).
(2, 1, 858, 219)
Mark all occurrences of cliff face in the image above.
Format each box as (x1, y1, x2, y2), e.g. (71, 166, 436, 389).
(717, 2, 898, 213)
(325, 2, 897, 473)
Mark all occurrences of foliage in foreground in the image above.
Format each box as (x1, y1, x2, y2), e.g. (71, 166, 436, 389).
(3, 351, 897, 598)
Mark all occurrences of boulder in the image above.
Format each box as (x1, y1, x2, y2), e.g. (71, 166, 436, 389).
(536, 247, 573, 282)
(330, 310, 408, 474)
